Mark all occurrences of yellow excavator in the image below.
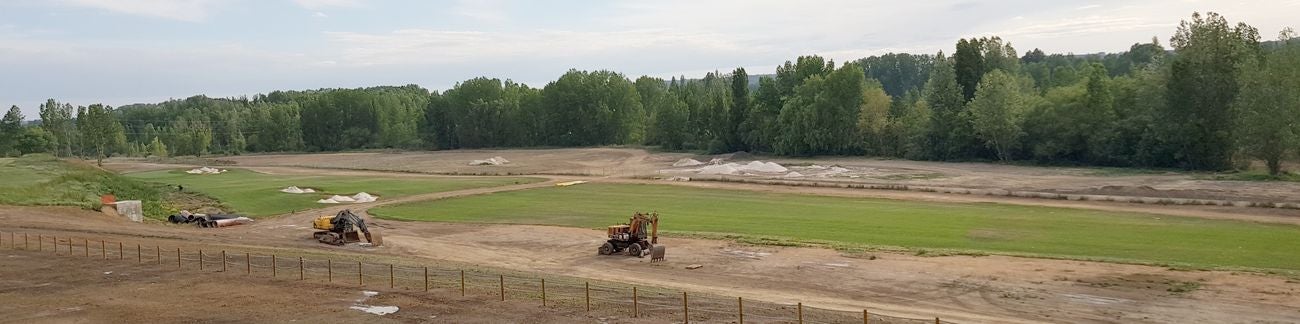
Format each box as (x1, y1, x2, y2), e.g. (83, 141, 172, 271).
(312, 209, 382, 246)
(599, 212, 664, 261)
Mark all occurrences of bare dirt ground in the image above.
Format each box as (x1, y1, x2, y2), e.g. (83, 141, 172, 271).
(189, 148, 1300, 204)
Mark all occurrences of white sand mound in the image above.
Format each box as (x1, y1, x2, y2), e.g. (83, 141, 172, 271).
(665, 176, 691, 181)
(696, 163, 741, 175)
(738, 161, 787, 173)
(186, 167, 225, 175)
(330, 195, 356, 203)
(672, 158, 704, 167)
(783, 171, 804, 178)
(708, 158, 726, 165)
(316, 198, 339, 204)
(280, 186, 314, 194)
(351, 192, 378, 203)
(469, 156, 510, 166)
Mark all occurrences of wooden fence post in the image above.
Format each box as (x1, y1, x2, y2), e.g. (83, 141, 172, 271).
(389, 264, 394, 288)
(798, 302, 803, 324)
(176, 248, 181, 268)
(498, 274, 505, 301)
(683, 292, 689, 324)
(24, 233, 28, 250)
(864, 309, 869, 324)
(86, 239, 90, 257)
(633, 286, 639, 318)
(328, 260, 333, 282)
(540, 278, 546, 306)
(738, 297, 744, 324)
(199, 249, 204, 270)
(585, 282, 591, 312)
(271, 255, 277, 277)
(357, 261, 362, 286)
(221, 251, 227, 272)
(935, 317, 940, 324)
(137, 244, 142, 263)
(67, 237, 72, 255)
(424, 267, 429, 292)
(460, 270, 465, 296)
(118, 242, 122, 260)
(300, 257, 305, 280)
(246, 253, 251, 274)
(37, 234, 41, 251)
(101, 240, 106, 259)
(156, 246, 160, 265)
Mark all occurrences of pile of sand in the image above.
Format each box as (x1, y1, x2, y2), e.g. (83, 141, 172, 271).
(330, 195, 357, 203)
(469, 156, 510, 166)
(185, 167, 226, 175)
(693, 161, 788, 175)
(672, 158, 705, 167)
(316, 198, 340, 204)
(351, 192, 378, 203)
(279, 186, 316, 194)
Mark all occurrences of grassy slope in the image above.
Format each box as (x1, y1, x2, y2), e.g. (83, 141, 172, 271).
(127, 169, 541, 217)
(372, 183, 1300, 272)
(0, 155, 176, 218)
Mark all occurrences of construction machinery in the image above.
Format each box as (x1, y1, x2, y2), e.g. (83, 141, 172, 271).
(312, 209, 382, 246)
(599, 212, 665, 261)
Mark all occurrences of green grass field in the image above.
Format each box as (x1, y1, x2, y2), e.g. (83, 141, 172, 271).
(127, 169, 541, 217)
(372, 183, 1300, 272)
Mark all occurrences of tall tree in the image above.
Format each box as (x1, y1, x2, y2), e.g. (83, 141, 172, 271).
(77, 104, 127, 165)
(728, 67, 750, 151)
(922, 52, 978, 160)
(1165, 12, 1260, 170)
(38, 99, 76, 156)
(966, 70, 1029, 162)
(858, 79, 891, 154)
(1233, 35, 1300, 175)
(0, 106, 24, 156)
(954, 38, 986, 101)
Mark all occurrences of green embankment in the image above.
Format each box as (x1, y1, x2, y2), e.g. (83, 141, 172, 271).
(0, 154, 173, 218)
(372, 183, 1300, 272)
(126, 168, 541, 217)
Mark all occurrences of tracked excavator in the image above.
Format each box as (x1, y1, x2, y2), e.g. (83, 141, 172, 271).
(312, 209, 382, 246)
(599, 212, 665, 261)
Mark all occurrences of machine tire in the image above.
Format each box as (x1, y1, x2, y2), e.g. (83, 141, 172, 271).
(598, 242, 614, 255)
(628, 242, 643, 258)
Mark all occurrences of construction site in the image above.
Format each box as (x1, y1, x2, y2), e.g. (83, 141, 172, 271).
(1, 148, 1298, 323)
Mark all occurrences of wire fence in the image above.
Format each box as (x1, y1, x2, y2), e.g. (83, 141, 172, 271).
(2, 230, 958, 324)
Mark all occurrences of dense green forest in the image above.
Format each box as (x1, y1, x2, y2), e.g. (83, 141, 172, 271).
(3, 13, 1298, 175)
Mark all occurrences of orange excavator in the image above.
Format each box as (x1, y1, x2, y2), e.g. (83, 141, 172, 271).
(599, 212, 665, 261)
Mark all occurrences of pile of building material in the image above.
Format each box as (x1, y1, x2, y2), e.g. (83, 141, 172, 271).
(468, 156, 510, 166)
(167, 211, 252, 228)
(317, 192, 380, 204)
(672, 158, 704, 167)
(555, 180, 588, 187)
(692, 160, 788, 175)
(185, 167, 226, 174)
(279, 186, 316, 194)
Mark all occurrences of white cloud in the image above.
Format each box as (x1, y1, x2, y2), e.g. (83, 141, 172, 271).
(291, 0, 363, 10)
(452, 0, 506, 22)
(57, 0, 230, 22)
(323, 28, 763, 66)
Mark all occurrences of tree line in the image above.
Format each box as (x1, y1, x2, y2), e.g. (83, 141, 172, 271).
(3, 12, 1297, 175)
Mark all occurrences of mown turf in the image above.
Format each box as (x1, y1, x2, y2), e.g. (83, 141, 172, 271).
(126, 168, 541, 217)
(372, 183, 1300, 272)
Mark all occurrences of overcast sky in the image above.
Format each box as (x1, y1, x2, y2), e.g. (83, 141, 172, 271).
(2, 0, 1296, 118)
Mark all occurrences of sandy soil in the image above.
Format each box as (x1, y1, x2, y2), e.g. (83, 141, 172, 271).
(0, 247, 657, 323)
(177, 148, 1300, 204)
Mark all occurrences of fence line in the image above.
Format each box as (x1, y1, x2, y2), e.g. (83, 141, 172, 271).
(0, 230, 957, 324)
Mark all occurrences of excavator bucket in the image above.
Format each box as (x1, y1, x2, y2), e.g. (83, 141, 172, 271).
(650, 245, 666, 261)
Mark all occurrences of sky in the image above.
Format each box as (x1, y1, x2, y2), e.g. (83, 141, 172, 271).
(2, 0, 1297, 118)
